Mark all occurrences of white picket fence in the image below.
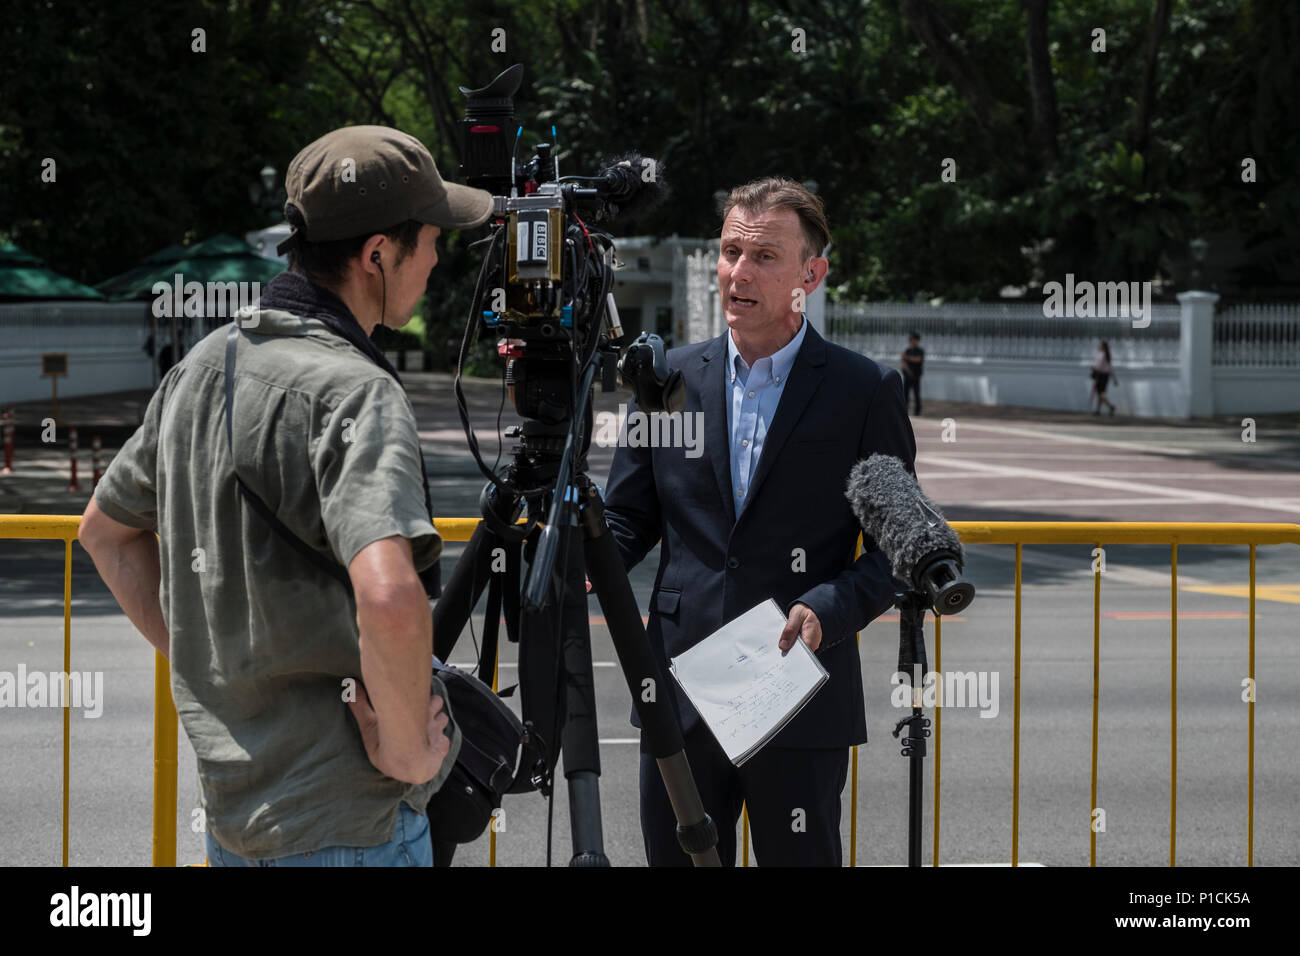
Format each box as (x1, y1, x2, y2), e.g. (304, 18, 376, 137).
(1213, 303, 1300, 367)
(824, 301, 1183, 367)
(814, 297, 1300, 416)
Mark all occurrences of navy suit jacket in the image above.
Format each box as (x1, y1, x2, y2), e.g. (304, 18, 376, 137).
(602, 322, 918, 749)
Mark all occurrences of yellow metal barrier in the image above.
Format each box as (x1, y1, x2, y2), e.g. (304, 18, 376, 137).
(3, 516, 1296, 866)
(929, 521, 1299, 869)
(684, 523, 1300, 866)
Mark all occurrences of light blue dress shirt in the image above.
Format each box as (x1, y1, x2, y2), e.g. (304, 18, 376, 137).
(726, 317, 808, 510)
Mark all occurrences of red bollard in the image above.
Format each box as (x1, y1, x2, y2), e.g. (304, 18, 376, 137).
(1, 409, 13, 475)
(92, 435, 103, 489)
(68, 426, 79, 492)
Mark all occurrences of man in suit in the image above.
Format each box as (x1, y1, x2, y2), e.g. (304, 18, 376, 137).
(602, 177, 918, 866)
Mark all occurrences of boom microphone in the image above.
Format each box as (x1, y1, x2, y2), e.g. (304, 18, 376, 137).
(845, 454, 975, 615)
(590, 152, 668, 221)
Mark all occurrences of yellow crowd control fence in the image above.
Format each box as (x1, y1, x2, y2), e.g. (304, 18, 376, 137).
(2, 516, 1296, 867)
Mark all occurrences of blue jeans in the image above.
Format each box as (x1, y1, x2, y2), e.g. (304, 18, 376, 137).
(205, 802, 433, 867)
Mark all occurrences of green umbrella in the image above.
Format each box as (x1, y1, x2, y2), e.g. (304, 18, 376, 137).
(0, 243, 105, 300)
(97, 234, 284, 301)
(139, 255, 284, 307)
(142, 234, 252, 263)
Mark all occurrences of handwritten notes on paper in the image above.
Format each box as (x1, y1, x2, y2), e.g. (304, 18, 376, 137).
(669, 599, 828, 765)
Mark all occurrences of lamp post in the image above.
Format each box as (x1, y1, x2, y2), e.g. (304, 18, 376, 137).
(1189, 237, 1208, 289)
(249, 164, 286, 223)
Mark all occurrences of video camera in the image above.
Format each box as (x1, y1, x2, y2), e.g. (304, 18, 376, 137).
(455, 63, 684, 430)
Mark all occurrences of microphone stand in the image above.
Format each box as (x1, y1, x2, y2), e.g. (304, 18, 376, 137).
(890, 592, 931, 868)
(889, 553, 973, 867)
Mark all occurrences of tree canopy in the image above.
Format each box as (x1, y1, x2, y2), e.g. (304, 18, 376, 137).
(2, 0, 1295, 323)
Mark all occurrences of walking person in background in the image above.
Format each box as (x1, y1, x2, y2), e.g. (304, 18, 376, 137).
(899, 331, 924, 416)
(1090, 339, 1118, 416)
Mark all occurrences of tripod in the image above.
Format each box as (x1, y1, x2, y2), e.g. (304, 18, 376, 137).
(433, 360, 720, 867)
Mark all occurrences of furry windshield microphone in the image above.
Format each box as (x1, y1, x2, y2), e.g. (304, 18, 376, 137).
(593, 152, 668, 221)
(845, 454, 975, 614)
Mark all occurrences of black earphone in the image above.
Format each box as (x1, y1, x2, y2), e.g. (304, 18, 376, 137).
(371, 250, 386, 328)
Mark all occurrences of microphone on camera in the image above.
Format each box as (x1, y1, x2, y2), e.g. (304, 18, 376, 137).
(591, 152, 668, 221)
(845, 454, 975, 615)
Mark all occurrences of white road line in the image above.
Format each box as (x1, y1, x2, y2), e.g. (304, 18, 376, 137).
(448, 660, 620, 669)
(941, 497, 1242, 507)
(922, 472, 1296, 481)
(935, 421, 1201, 456)
(921, 453, 1300, 516)
(963, 543, 1221, 589)
(917, 452, 1204, 460)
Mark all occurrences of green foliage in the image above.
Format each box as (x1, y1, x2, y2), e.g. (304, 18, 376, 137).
(2, 0, 1295, 301)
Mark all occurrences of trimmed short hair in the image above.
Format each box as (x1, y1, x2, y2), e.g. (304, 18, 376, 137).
(286, 217, 423, 288)
(720, 177, 830, 264)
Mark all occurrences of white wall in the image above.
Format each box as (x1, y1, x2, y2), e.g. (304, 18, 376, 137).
(825, 295, 1300, 418)
(0, 302, 153, 405)
(1211, 367, 1300, 415)
(904, 358, 1186, 417)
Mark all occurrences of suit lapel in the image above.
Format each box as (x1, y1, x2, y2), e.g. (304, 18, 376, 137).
(698, 332, 736, 527)
(741, 324, 827, 517)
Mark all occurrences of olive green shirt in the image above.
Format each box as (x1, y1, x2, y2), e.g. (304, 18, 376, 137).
(94, 305, 455, 859)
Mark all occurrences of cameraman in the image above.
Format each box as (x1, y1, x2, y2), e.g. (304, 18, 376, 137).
(79, 126, 492, 866)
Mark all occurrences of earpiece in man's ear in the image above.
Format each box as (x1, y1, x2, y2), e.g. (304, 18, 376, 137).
(371, 251, 381, 265)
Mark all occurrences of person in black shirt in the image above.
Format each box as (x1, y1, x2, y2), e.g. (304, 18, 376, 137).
(899, 332, 924, 415)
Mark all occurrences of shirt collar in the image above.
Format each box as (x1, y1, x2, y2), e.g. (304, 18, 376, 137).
(727, 316, 808, 383)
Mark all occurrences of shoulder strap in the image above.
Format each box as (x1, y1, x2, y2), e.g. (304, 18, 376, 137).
(224, 324, 353, 592)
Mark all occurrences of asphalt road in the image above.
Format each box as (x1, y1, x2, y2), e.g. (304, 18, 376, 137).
(1, 373, 1297, 866)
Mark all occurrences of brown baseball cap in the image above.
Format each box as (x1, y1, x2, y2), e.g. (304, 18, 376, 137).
(276, 125, 494, 255)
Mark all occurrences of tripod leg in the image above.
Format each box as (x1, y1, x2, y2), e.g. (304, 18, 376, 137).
(433, 514, 502, 662)
(579, 480, 721, 867)
(518, 507, 609, 865)
(556, 523, 608, 866)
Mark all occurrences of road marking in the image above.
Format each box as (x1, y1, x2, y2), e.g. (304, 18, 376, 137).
(921, 453, 1300, 516)
(964, 543, 1298, 601)
(448, 660, 620, 669)
(925, 421, 1200, 456)
(1028, 472, 1298, 481)
(938, 497, 1272, 507)
(1104, 610, 1258, 620)
(1183, 584, 1300, 605)
(962, 543, 1218, 589)
(917, 452, 1239, 460)
(919, 471, 1297, 481)
(875, 614, 967, 623)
